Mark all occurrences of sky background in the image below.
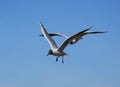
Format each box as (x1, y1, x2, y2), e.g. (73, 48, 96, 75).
(0, 0, 120, 87)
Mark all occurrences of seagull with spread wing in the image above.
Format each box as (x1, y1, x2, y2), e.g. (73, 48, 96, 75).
(40, 23, 106, 63)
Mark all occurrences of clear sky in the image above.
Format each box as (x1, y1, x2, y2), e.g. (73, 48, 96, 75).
(0, 0, 120, 87)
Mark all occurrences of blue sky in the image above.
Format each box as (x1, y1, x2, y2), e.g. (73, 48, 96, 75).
(0, 0, 120, 87)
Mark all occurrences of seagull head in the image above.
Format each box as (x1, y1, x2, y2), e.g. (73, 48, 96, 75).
(47, 49, 53, 56)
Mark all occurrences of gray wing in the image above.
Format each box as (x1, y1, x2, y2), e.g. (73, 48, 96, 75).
(39, 32, 68, 39)
(71, 26, 93, 41)
(40, 23, 58, 50)
(70, 27, 106, 44)
(58, 28, 91, 51)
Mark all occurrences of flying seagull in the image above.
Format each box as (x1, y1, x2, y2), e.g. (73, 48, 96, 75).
(40, 23, 106, 63)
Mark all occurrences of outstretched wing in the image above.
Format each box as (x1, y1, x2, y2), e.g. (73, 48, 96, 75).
(40, 23, 58, 50)
(70, 27, 106, 44)
(58, 28, 91, 51)
(39, 32, 68, 39)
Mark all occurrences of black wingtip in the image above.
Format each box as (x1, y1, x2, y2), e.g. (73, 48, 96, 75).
(103, 31, 108, 33)
(40, 22, 42, 24)
(80, 26, 93, 33)
(40, 22, 43, 25)
(87, 31, 107, 34)
(89, 26, 93, 29)
(86, 26, 93, 30)
(39, 34, 44, 37)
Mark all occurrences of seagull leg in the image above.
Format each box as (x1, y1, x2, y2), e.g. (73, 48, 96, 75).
(56, 56, 59, 62)
(62, 56, 64, 64)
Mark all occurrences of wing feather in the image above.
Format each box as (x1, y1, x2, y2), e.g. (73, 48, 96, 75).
(40, 23, 58, 50)
(58, 28, 91, 51)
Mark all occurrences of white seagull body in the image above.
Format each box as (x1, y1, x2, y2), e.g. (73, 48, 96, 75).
(40, 23, 105, 63)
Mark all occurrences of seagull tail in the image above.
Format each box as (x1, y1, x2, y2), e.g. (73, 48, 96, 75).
(65, 53, 70, 56)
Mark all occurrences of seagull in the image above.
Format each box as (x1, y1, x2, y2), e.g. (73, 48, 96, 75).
(40, 27, 106, 45)
(40, 23, 106, 63)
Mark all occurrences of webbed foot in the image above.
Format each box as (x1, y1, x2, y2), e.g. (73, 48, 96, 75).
(62, 60, 64, 64)
(56, 58, 58, 62)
